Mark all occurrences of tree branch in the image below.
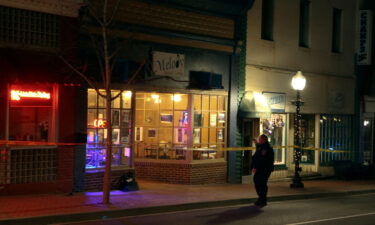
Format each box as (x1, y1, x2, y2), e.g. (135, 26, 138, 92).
(110, 60, 145, 101)
(88, 33, 105, 81)
(59, 55, 107, 98)
(106, 0, 122, 26)
(87, 1, 105, 27)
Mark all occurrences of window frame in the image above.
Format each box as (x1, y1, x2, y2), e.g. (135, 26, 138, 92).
(261, 0, 275, 41)
(331, 8, 343, 53)
(133, 91, 228, 163)
(86, 89, 132, 170)
(299, 0, 311, 48)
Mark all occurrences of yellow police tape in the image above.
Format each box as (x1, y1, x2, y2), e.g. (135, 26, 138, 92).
(186, 145, 348, 153)
(0, 140, 348, 153)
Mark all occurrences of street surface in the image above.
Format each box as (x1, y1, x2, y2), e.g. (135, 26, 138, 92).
(60, 193, 375, 225)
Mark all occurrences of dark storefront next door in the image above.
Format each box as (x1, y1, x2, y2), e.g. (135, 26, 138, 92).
(363, 118, 374, 165)
(242, 118, 259, 175)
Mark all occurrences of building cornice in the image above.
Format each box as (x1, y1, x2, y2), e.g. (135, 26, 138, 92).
(0, 0, 82, 17)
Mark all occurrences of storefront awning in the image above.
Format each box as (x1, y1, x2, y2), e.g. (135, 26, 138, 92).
(239, 91, 286, 118)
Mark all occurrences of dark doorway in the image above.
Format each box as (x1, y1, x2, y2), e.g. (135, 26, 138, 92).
(242, 118, 260, 175)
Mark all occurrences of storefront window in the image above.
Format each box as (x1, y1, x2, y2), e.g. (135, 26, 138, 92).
(319, 115, 353, 165)
(301, 115, 315, 163)
(193, 95, 226, 160)
(260, 114, 286, 165)
(134, 92, 228, 161)
(135, 92, 188, 160)
(9, 85, 53, 142)
(86, 89, 132, 169)
(7, 85, 57, 185)
(363, 118, 373, 164)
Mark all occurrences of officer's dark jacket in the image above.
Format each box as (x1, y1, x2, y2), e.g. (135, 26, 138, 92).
(251, 142, 275, 172)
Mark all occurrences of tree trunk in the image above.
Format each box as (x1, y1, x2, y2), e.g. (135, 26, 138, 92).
(103, 90, 112, 204)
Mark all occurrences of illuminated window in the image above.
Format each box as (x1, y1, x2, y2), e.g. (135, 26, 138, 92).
(86, 89, 132, 169)
(8, 86, 53, 142)
(319, 115, 353, 165)
(135, 92, 188, 160)
(260, 114, 286, 165)
(301, 115, 315, 163)
(193, 95, 227, 160)
(6, 85, 57, 185)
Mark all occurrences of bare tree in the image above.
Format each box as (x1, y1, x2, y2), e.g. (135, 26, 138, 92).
(61, 0, 144, 204)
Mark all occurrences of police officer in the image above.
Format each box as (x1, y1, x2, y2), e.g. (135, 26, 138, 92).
(251, 134, 274, 207)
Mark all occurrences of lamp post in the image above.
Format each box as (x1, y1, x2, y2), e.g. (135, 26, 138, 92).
(290, 71, 306, 188)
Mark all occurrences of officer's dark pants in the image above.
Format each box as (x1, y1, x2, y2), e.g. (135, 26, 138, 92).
(253, 170, 272, 203)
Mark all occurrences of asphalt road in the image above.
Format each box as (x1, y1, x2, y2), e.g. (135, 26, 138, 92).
(61, 193, 375, 225)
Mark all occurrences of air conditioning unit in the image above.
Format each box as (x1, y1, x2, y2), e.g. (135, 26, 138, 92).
(188, 71, 223, 90)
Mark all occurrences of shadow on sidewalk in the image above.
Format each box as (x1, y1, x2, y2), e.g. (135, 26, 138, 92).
(199, 205, 263, 224)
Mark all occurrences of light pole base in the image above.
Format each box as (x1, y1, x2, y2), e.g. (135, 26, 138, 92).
(290, 177, 304, 188)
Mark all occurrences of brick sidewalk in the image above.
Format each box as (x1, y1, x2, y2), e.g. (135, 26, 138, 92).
(1, 179, 375, 221)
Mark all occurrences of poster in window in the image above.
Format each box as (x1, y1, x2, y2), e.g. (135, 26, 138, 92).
(193, 128, 201, 144)
(160, 113, 173, 124)
(87, 130, 95, 143)
(210, 113, 217, 127)
(218, 113, 225, 124)
(112, 129, 120, 144)
(217, 129, 224, 141)
(112, 110, 120, 127)
(98, 129, 106, 143)
(121, 128, 129, 143)
(135, 127, 143, 141)
(194, 113, 202, 127)
(121, 110, 131, 126)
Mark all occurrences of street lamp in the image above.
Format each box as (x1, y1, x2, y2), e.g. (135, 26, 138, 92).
(290, 71, 306, 188)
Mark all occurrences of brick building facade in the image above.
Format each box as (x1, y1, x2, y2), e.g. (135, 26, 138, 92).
(0, 1, 82, 195)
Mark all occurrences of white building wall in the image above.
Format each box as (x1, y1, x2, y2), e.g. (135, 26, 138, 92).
(245, 0, 357, 178)
(247, 0, 356, 77)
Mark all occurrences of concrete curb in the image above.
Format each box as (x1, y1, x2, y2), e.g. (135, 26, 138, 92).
(2, 189, 375, 225)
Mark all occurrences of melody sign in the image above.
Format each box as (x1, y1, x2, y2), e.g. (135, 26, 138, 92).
(152, 51, 185, 77)
(358, 10, 373, 65)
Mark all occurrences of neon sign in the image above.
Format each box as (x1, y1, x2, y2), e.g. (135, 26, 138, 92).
(94, 119, 107, 128)
(11, 90, 51, 101)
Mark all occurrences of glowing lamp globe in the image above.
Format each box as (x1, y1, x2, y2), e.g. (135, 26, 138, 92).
(291, 71, 306, 91)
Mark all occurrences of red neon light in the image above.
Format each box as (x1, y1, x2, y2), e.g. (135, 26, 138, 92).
(11, 90, 51, 101)
(94, 119, 107, 128)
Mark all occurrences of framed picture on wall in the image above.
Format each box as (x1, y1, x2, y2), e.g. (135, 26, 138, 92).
(160, 113, 173, 124)
(148, 128, 156, 138)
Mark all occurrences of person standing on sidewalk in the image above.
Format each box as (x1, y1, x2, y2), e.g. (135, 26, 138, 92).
(251, 134, 274, 207)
